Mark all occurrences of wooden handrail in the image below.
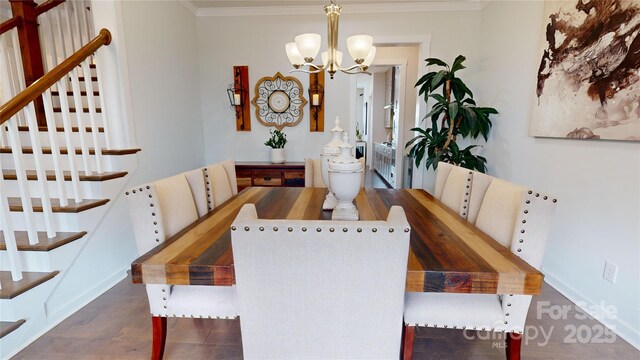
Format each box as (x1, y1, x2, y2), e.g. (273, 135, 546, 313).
(35, 0, 65, 16)
(0, 16, 22, 35)
(0, 28, 112, 125)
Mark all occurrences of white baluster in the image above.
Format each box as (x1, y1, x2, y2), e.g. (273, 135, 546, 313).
(94, 63, 111, 150)
(43, 89, 69, 207)
(68, 73, 92, 174)
(56, 78, 83, 203)
(24, 103, 56, 239)
(81, 59, 102, 173)
(0, 166, 23, 281)
(6, 120, 38, 245)
(64, 2, 81, 54)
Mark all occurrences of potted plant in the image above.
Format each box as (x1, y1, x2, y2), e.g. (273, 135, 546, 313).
(264, 129, 287, 163)
(405, 55, 498, 173)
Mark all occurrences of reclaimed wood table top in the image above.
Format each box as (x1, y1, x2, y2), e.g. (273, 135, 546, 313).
(131, 187, 543, 295)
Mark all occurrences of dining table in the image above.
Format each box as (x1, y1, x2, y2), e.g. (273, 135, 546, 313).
(131, 187, 543, 296)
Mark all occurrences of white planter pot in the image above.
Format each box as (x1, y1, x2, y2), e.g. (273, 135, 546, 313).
(270, 148, 285, 163)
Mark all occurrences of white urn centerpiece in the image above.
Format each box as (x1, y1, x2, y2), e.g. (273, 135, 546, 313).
(320, 117, 344, 210)
(328, 133, 363, 221)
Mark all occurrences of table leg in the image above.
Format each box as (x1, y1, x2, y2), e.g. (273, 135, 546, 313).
(151, 316, 167, 360)
(505, 332, 522, 360)
(401, 325, 415, 360)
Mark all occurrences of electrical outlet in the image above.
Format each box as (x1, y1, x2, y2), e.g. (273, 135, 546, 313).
(603, 261, 618, 284)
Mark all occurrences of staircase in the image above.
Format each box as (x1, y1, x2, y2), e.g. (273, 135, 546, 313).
(0, 1, 139, 357)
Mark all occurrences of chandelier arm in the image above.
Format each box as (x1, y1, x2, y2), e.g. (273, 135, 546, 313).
(289, 68, 325, 75)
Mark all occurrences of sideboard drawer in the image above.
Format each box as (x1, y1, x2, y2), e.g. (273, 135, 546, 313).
(235, 162, 305, 191)
(253, 170, 282, 186)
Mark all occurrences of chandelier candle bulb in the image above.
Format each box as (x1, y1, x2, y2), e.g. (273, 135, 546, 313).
(312, 94, 320, 106)
(234, 93, 241, 106)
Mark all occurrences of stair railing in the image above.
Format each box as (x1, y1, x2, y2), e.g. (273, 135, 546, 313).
(0, 29, 112, 282)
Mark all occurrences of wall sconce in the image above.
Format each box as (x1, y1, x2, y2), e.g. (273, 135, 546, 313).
(227, 66, 251, 131)
(309, 72, 325, 132)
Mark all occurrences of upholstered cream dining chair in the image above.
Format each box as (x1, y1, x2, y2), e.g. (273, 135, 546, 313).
(126, 174, 237, 358)
(182, 168, 209, 217)
(403, 178, 557, 360)
(204, 162, 234, 210)
(305, 157, 365, 188)
(437, 163, 474, 218)
(231, 204, 411, 359)
(220, 159, 238, 195)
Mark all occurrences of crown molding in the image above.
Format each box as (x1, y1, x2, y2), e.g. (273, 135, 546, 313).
(195, 1, 487, 17)
(178, 0, 198, 16)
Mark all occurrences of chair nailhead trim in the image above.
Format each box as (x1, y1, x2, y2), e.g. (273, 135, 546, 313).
(519, 239, 524, 243)
(260, 227, 265, 231)
(139, 188, 143, 191)
(389, 228, 394, 233)
(528, 190, 532, 194)
(517, 249, 522, 252)
(288, 227, 293, 232)
(543, 196, 548, 200)
(357, 228, 362, 232)
(125, 192, 129, 195)
(404, 228, 410, 233)
(526, 200, 530, 204)
(329, 228, 335, 232)
(317, 228, 322, 232)
(244, 226, 250, 231)
(132, 190, 136, 194)
(553, 199, 557, 203)
(522, 220, 526, 224)
(524, 210, 528, 214)
(148, 194, 152, 198)
(273, 227, 278, 232)
(231, 226, 236, 231)
(343, 228, 348, 232)
(150, 203, 154, 207)
(521, 230, 525, 233)
(302, 227, 307, 232)
(372, 228, 377, 232)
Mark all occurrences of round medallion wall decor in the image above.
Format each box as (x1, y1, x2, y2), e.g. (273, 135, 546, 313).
(251, 72, 307, 130)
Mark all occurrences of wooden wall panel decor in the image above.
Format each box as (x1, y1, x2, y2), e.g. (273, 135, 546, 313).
(231, 66, 250, 131)
(309, 72, 325, 132)
(251, 72, 307, 131)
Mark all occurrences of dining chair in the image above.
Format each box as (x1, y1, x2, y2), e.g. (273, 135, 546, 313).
(439, 164, 473, 218)
(204, 163, 234, 210)
(433, 162, 455, 199)
(304, 158, 326, 187)
(467, 170, 495, 224)
(126, 174, 237, 359)
(231, 204, 411, 359)
(220, 159, 238, 195)
(402, 178, 557, 360)
(182, 168, 209, 217)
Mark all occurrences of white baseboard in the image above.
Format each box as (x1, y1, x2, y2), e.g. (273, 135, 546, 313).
(543, 269, 640, 351)
(3, 267, 129, 360)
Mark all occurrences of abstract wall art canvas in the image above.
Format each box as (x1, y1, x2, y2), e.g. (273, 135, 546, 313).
(531, 0, 640, 141)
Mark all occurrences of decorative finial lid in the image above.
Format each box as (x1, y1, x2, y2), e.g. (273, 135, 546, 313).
(330, 133, 362, 172)
(331, 116, 343, 133)
(322, 116, 344, 155)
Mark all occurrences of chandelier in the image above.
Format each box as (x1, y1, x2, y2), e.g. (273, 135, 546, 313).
(285, 1, 376, 79)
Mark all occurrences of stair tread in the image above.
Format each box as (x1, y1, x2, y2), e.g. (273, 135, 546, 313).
(8, 197, 109, 213)
(52, 107, 102, 113)
(2, 169, 128, 182)
(0, 271, 59, 299)
(16, 125, 104, 132)
(0, 231, 87, 251)
(0, 319, 26, 338)
(51, 90, 100, 96)
(0, 146, 141, 155)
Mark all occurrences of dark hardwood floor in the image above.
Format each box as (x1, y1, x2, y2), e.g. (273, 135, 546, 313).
(12, 274, 638, 359)
(364, 166, 391, 189)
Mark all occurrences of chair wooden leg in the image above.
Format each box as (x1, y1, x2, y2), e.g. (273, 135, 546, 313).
(151, 316, 167, 360)
(505, 332, 522, 360)
(401, 325, 415, 360)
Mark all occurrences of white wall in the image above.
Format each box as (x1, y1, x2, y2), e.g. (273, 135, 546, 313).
(477, 1, 640, 348)
(196, 10, 481, 164)
(121, 1, 204, 181)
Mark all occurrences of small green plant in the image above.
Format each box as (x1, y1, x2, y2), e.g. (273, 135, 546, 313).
(264, 129, 287, 149)
(405, 55, 498, 173)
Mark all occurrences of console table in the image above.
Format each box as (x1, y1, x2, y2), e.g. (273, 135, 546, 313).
(235, 162, 305, 192)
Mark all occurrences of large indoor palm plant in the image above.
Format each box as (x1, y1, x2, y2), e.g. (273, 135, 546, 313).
(406, 55, 497, 172)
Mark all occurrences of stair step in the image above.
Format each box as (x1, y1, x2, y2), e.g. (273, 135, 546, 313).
(0, 271, 59, 299)
(51, 91, 100, 96)
(16, 125, 104, 133)
(0, 320, 26, 338)
(2, 169, 128, 182)
(52, 107, 102, 113)
(0, 231, 87, 251)
(8, 197, 109, 213)
(0, 146, 141, 155)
